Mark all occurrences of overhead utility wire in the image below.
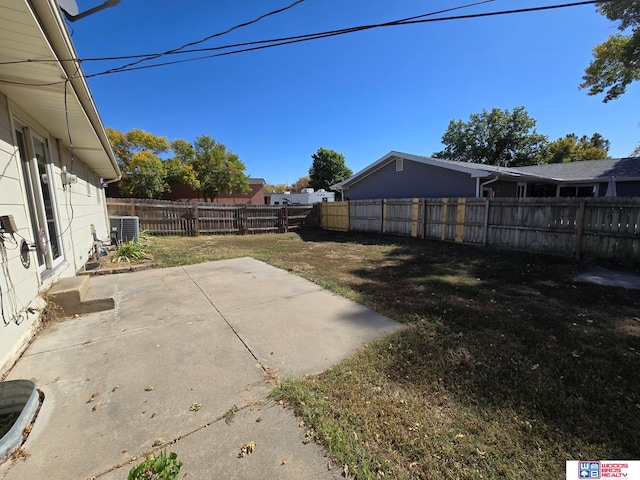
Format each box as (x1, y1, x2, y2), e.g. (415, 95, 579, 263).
(0, 0, 614, 83)
(0, 0, 491, 76)
(100, 0, 306, 75)
(84, 0, 611, 78)
(0, 0, 612, 69)
(1, 0, 489, 67)
(84, 0, 493, 76)
(101, 0, 495, 63)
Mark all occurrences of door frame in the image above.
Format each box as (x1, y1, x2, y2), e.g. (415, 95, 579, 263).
(14, 121, 65, 275)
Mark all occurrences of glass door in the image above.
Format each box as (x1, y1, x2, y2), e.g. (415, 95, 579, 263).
(33, 137, 61, 263)
(15, 127, 63, 274)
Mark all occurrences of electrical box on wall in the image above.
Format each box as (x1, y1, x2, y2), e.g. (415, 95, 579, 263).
(0, 215, 18, 234)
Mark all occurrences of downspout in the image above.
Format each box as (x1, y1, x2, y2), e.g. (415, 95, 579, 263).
(479, 176, 499, 197)
(102, 175, 122, 186)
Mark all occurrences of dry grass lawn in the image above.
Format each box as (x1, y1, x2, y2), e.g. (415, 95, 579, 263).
(148, 231, 640, 479)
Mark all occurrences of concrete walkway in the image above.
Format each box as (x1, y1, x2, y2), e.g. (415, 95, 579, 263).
(0, 258, 404, 479)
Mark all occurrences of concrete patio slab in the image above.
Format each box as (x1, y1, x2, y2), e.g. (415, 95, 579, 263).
(0, 258, 404, 479)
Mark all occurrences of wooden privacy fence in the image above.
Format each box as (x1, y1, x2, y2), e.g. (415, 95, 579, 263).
(320, 197, 640, 264)
(107, 198, 318, 236)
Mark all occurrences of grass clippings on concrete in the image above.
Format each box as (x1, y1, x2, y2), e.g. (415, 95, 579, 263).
(148, 231, 640, 479)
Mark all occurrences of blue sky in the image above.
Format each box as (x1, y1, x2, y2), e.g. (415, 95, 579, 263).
(69, 0, 639, 185)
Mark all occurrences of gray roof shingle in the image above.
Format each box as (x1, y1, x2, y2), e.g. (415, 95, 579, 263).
(513, 157, 640, 181)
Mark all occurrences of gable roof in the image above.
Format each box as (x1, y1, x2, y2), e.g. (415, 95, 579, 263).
(331, 151, 545, 190)
(0, 0, 120, 180)
(512, 157, 640, 182)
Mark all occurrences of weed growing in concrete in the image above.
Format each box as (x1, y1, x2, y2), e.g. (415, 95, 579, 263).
(127, 450, 181, 480)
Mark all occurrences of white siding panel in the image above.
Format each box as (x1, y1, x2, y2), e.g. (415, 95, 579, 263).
(0, 91, 43, 376)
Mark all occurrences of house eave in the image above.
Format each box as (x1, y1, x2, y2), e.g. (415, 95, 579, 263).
(0, 0, 120, 180)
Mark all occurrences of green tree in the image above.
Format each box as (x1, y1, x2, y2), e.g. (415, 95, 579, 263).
(543, 133, 610, 163)
(580, 2, 640, 102)
(106, 127, 171, 199)
(308, 148, 352, 191)
(166, 139, 200, 191)
(433, 107, 548, 167)
(190, 135, 250, 201)
(121, 151, 167, 199)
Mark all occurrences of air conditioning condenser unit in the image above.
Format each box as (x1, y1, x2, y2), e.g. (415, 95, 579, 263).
(109, 216, 140, 243)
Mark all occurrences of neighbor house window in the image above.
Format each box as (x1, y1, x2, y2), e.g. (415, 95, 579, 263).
(558, 185, 595, 197)
(395, 158, 403, 172)
(516, 183, 527, 198)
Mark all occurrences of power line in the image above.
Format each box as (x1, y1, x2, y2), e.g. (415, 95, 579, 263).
(0, 0, 614, 84)
(86, 0, 612, 78)
(86, 0, 496, 77)
(0, 0, 490, 67)
(99, 0, 307, 75)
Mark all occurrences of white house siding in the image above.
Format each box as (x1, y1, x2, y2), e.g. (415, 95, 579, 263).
(0, 91, 110, 375)
(52, 140, 111, 272)
(343, 159, 477, 201)
(0, 92, 44, 376)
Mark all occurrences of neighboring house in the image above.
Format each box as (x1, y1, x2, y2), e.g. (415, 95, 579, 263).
(331, 151, 640, 200)
(331, 152, 543, 200)
(0, 0, 120, 374)
(268, 188, 335, 205)
(513, 158, 640, 198)
(161, 178, 266, 204)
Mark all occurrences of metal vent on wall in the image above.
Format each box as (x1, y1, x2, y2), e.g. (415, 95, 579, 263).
(109, 216, 140, 243)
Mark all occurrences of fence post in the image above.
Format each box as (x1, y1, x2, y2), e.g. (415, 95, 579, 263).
(455, 197, 466, 242)
(347, 201, 350, 232)
(482, 198, 490, 246)
(129, 198, 136, 216)
(240, 205, 247, 235)
(411, 198, 419, 237)
(194, 205, 200, 236)
(441, 198, 448, 241)
(381, 199, 387, 234)
(284, 204, 289, 233)
(575, 199, 586, 260)
(422, 199, 427, 239)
